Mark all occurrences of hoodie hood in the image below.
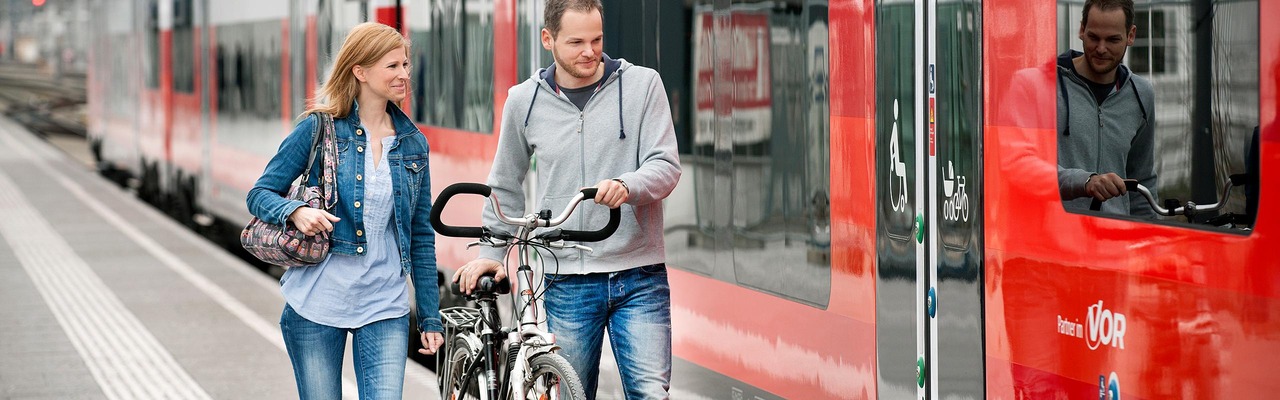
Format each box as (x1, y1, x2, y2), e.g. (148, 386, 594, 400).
(525, 54, 632, 139)
(538, 53, 625, 93)
(1057, 50, 1133, 89)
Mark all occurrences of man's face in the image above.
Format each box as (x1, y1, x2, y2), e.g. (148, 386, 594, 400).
(1078, 6, 1136, 79)
(542, 8, 604, 83)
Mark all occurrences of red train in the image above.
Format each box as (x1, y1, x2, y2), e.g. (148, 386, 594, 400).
(87, 0, 1277, 398)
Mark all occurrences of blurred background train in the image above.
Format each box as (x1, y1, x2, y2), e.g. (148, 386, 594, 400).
(41, 0, 1275, 398)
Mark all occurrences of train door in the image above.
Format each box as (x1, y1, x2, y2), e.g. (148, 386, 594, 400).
(875, 0, 983, 398)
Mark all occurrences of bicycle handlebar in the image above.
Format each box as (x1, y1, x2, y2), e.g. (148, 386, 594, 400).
(431, 183, 492, 238)
(1089, 176, 1241, 218)
(430, 182, 621, 242)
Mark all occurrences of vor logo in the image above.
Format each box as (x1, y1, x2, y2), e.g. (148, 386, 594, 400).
(1086, 301, 1126, 350)
(1057, 300, 1126, 350)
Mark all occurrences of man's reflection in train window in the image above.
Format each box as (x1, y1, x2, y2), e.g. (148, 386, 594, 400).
(1056, 0, 1258, 231)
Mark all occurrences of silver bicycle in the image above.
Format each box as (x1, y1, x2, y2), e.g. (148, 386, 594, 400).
(430, 183, 620, 400)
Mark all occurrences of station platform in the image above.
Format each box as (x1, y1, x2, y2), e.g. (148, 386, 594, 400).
(0, 116, 440, 399)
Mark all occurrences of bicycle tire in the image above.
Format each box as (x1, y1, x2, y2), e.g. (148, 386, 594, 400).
(441, 336, 488, 400)
(521, 352, 586, 400)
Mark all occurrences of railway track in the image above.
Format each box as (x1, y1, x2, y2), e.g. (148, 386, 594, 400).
(0, 62, 86, 138)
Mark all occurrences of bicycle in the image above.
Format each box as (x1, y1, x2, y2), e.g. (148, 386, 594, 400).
(430, 183, 621, 400)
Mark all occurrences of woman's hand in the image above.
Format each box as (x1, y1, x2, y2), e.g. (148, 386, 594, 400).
(288, 207, 341, 236)
(418, 331, 444, 355)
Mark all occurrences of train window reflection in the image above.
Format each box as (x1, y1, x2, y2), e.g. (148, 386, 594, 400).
(659, 0, 832, 308)
(1055, 0, 1258, 232)
(214, 21, 283, 119)
(409, 0, 494, 133)
(172, 0, 194, 93)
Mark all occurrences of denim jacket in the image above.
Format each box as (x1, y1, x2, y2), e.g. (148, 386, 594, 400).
(246, 101, 441, 332)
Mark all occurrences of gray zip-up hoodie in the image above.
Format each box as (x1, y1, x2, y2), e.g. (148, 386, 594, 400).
(479, 56, 682, 274)
(1056, 50, 1157, 217)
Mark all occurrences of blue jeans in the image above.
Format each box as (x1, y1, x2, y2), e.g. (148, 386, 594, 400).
(279, 304, 409, 400)
(545, 264, 672, 400)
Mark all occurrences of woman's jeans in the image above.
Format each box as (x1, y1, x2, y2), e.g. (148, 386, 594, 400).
(280, 304, 409, 400)
(545, 264, 673, 400)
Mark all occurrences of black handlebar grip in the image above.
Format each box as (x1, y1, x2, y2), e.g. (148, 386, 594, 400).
(431, 183, 492, 238)
(1089, 179, 1141, 211)
(551, 187, 617, 242)
(1230, 173, 1248, 187)
(560, 206, 622, 242)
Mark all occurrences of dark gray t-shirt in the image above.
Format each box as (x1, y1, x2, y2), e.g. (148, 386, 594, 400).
(561, 76, 604, 111)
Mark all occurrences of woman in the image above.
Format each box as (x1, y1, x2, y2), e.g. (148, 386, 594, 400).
(246, 22, 443, 399)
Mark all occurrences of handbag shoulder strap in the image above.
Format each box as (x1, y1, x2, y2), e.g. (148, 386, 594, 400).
(299, 113, 324, 180)
(316, 113, 338, 210)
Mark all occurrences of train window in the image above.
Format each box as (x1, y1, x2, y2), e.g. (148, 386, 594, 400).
(1129, 9, 1174, 76)
(145, 0, 159, 89)
(1055, 0, 1259, 231)
(96, 3, 136, 119)
(659, 0, 832, 308)
(171, 0, 195, 93)
(516, 0, 551, 78)
(214, 21, 283, 119)
(105, 32, 136, 119)
(408, 0, 494, 133)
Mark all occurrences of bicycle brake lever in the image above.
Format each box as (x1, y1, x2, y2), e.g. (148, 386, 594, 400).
(533, 229, 563, 241)
(547, 240, 593, 253)
(467, 239, 509, 249)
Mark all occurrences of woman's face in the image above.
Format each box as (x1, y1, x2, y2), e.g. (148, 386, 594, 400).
(357, 46, 410, 103)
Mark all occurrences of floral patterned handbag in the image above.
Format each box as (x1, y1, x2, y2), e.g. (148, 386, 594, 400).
(240, 113, 338, 268)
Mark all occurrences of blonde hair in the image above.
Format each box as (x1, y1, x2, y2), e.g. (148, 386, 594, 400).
(304, 22, 411, 119)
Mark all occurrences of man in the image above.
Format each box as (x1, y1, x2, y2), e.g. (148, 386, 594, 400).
(452, 0, 681, 398)
(1057, 0, 1158, 217)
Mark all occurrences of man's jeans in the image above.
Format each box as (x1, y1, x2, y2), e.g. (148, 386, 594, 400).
(545, 264, 673, 400)
(279, 304, 409, 400)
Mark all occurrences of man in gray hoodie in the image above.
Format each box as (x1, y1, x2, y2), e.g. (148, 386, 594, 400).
(1057, 0, 1158, 217)
(452, 0, 682, 398)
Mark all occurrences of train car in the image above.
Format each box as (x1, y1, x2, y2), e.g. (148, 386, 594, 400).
(86, 0, 1277, 399)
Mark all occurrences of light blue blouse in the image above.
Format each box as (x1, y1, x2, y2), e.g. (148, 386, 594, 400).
(280, 135, 408, 328)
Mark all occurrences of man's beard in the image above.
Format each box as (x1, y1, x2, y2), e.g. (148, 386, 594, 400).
(554, 48, 598, 79)
(1085, 51, 1124, 78)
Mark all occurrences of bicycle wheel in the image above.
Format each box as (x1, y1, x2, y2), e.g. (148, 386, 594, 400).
(441, 336, 489, 400)
(522, 352, 586, 400)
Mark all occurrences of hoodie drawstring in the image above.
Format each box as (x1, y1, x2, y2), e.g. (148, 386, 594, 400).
(618, 71, 626, 139)
(527, 63, 626, 139)
(1058, 71, 1071, 136)
(522, 85, 537, 128)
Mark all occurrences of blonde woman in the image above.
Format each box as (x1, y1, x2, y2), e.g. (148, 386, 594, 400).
(246, 22, 443, 399)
